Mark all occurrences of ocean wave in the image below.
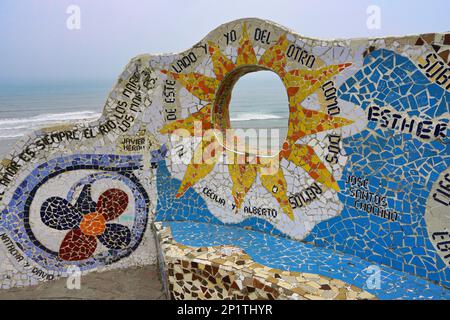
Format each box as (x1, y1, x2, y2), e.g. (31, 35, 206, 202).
(0, 111, 101, 139)
(230, 113, 284, 121)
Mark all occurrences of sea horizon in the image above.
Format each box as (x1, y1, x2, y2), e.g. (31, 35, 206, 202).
(0, 73, 290, 158)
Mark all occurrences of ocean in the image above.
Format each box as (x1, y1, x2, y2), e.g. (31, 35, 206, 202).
(0, 72, 289, 158)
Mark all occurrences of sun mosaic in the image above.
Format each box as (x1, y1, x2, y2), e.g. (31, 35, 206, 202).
(159, 24, 354, 219)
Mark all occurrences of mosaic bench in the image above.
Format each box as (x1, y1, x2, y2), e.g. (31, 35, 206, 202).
(0, 18, 449, 300)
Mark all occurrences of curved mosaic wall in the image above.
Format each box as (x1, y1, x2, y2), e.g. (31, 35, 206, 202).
(0, 18, 449, 299)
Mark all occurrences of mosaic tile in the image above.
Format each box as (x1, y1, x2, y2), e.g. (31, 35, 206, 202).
(0, 18, 448, 299)
(159, 221, 449, 300)
(154, 222, 377, 300)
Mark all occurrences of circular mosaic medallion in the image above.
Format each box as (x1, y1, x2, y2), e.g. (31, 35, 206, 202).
(1, 154, 149, 272)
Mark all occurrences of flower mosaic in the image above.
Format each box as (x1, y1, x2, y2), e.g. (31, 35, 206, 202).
(41, 186, 132, 261)
(0, 154, 150, 279)
(0, 18, 448, 299)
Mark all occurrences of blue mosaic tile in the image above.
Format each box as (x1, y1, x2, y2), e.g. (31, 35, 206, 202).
(168, 221, 450, 300)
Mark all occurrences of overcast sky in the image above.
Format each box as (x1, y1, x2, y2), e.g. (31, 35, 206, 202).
(0, 0, 449, 82)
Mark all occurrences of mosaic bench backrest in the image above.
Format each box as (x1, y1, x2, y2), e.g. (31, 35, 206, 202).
(0, 18, 449, 289)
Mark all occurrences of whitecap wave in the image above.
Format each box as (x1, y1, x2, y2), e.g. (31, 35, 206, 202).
(230, 113, 284, 122)
(0, 111, 101, 139)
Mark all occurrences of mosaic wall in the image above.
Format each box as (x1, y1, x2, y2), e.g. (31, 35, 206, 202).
(0, 18, 449, 299)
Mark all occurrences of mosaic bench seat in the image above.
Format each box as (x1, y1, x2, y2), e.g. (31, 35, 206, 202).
(0, 18, 449, 299)
(155, 221, 450, 300)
